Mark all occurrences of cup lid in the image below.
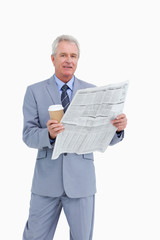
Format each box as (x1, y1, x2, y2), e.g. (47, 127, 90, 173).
(48, 104, 63, 111)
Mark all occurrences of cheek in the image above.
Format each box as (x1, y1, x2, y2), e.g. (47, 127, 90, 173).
(73, 61, 78, 69)
(56, 62, 63, 70)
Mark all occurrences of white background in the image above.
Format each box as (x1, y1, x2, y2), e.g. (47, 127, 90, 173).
(0, 0, 160, 239)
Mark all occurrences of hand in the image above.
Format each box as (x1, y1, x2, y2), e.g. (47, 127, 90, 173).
(47, 120, 65, 139)
(111, 113, 127, 132)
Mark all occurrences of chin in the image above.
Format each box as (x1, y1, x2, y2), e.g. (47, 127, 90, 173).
(63, 72, 73, 78)
(63, 70, 73, 74)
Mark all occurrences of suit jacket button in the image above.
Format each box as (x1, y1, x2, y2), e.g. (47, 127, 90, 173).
(64, 153, 67, 156)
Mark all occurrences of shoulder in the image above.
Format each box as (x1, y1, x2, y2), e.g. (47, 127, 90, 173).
(27, 76, 52, 91)
(75, 77, 96, 88)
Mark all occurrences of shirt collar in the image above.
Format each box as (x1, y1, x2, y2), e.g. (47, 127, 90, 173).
(54, 74, 75, 91)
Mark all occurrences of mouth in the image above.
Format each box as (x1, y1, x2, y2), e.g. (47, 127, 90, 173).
(63, 66, 72, 69)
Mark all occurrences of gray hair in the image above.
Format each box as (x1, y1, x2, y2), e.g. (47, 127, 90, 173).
(52, 35, 80, 58)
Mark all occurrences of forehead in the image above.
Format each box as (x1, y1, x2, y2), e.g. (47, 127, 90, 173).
(57, 41, 78, 54)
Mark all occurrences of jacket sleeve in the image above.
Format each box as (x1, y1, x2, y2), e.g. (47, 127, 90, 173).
(109, 130, 124, 146)
(22, 86, 53, 149)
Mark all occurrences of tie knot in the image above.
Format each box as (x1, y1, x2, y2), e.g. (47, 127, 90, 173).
(61, 84, 69, 92)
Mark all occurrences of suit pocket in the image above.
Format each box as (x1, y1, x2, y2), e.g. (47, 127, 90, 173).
(83, 153, 94, 161)
(37, 149, 47, 159)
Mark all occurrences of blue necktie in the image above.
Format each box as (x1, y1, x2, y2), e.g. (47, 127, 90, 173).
(61, 84, 70, 112)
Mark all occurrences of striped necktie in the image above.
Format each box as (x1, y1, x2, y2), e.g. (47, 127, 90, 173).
(61, 84, 70, 112)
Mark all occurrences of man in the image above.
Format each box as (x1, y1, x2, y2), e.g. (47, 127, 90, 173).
(22, 35, 127, 240)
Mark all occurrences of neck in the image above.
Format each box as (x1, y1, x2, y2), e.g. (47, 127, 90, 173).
(55, 74, 74, 83)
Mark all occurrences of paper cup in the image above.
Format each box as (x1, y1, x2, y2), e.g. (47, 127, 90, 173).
(48, 105, 63, 122)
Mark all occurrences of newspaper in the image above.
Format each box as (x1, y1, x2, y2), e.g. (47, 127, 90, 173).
(52, 81, 129, 159)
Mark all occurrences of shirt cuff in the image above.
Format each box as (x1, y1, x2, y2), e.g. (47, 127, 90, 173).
(50, 138, 55, 143)
(116, 130, 124, 138)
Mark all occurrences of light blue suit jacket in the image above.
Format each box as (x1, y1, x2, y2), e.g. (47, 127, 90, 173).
(22, 75, 124, 198)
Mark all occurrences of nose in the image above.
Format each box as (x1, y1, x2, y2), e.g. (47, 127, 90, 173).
(66, 56, 72, 63)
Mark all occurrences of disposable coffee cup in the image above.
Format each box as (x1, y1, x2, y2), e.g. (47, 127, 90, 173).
(48, 105, 64, 122)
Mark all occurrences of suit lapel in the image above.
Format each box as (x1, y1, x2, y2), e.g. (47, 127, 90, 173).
(46, 76, 81, 104)
(71, 77, 81, 100)
(46, 75, 61, 104)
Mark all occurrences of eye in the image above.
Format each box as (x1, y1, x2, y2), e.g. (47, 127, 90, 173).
(71, 55, 77, 58)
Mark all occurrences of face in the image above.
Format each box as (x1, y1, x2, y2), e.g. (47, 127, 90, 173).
(51, 41, 79, 83)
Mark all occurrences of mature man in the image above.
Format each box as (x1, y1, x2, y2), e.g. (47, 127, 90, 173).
(22, 35, 127, 240)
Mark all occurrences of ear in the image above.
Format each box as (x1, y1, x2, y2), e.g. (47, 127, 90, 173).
(51, 54, 55, 66)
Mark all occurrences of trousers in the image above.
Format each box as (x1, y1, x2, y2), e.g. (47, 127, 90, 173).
(23, 193, 95, 240)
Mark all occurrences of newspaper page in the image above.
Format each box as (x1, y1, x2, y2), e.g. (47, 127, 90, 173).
(52, 81, 129, 159)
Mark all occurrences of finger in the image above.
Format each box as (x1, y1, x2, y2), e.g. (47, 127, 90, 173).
(48, 123, 64, 131)
(57, 129, 65, 134)
(112, 116, 127, 124)
(53, 128, 65, 137)
(112, 119, 127, 126)
(116, 113, 126, 120)
(52, 126, 65, 132)
(113, 123, 125, 128)
(47, 120, 58, 126)
(111, 118, 126, 124)
(112, 122, 127, 130)
(48, 123, 64, 130)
